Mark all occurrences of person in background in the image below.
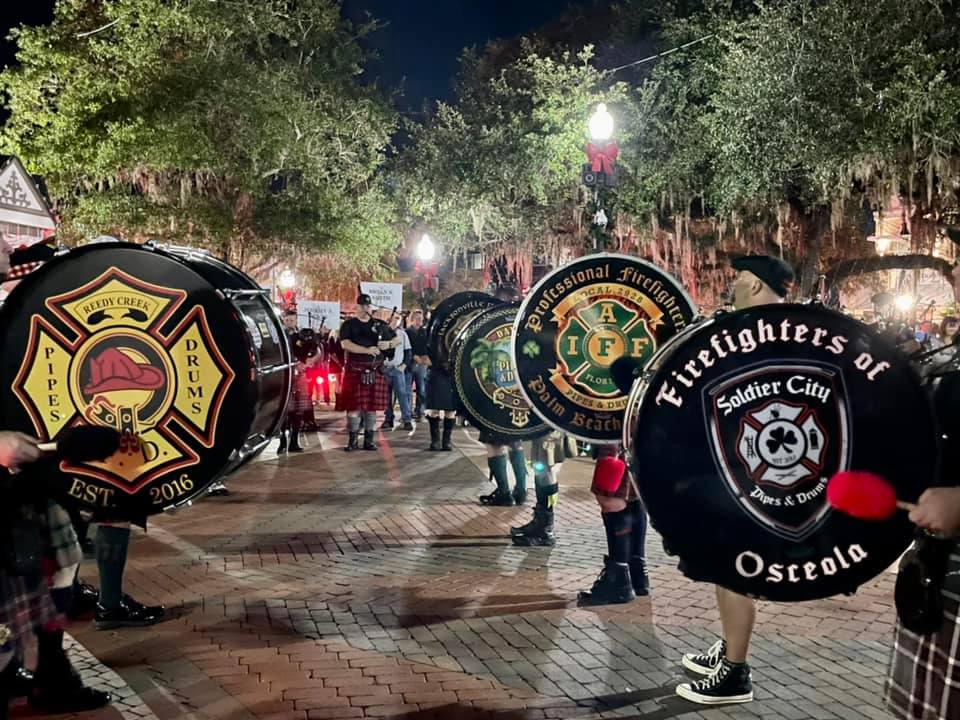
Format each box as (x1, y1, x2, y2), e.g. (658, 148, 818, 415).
(381, 313, 414, 431)
(406, 310, 430, 421)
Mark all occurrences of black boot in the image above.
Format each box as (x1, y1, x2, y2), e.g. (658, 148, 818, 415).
(30, 629, 113, 712)
(441, 418, 454, 451)
(288, 431, 304, 453)
(345, 431, 360, 451)
(577, 556, 635, 606)
(510, 507, 555, 546)
(68, 582, 100, 620)
(0, 662, 35, 699)
(363, 430, 377, 450)
(277, 430, 288, 454)
(428, 417, 441, 451)
(94, 595, 165, 630)
(480, 456, 513, 505)
(629, 556, 649, 596)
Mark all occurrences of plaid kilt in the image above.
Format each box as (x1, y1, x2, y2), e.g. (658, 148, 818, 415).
(0, 571, 59, 660)
(45, 501, 82, 571)
(336, 364, 390, 412)
(886, 547, 960, 720)
(289, 370, 314, 414)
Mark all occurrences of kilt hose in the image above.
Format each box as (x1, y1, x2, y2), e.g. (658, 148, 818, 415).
(886, 547, 960, 720)
(336, 363, 390, 413)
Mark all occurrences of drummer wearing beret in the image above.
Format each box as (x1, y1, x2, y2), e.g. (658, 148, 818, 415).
(675, 254, 793, 707)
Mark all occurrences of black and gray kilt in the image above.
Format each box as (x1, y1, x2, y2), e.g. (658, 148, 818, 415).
(426, 368, 458, 412)
(886, 545, 960, 720)
(336, 361, 390, 412)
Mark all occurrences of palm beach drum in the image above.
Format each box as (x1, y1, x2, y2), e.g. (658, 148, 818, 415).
(452, 304, 550, 442)
(0, 241, 293, 518)
(512, 254, 696, 444)
(628, 304, 938, 601)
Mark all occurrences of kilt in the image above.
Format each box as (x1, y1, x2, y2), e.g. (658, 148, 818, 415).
(336, 363, 390, 412)
(426, 368, 458, 412)
(289, 369, 314, 414)
(886, 546, 960, 720)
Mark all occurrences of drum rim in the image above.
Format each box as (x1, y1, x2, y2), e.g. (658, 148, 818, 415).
(511, 252, 698, 445)
(426, 290, 500, 368)
(451, 303, 550, 441)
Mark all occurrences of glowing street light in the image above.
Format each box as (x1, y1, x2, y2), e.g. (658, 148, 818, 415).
(895, 294, 915, 312)
(278, 269, 296, 290)
(416, 233, 436, 261)
(588, 103, 614, 142)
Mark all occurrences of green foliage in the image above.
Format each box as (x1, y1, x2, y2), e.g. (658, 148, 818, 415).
(1, 0, 399, 272)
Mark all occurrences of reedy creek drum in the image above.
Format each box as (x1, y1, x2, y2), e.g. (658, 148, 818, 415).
(0, 241, 294, 518)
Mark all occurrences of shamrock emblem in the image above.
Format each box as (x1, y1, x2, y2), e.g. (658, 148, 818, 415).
(522, 340, 540, 358)
(765, 426, 798, 455)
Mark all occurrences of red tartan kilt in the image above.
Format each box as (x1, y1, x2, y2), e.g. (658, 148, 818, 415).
(336, 367, 390, 412)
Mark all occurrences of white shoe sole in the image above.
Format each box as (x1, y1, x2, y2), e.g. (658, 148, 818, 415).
(676, 684, 753, 705)
(681, 655, 718, 676)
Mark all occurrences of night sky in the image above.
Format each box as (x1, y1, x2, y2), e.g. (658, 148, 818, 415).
(1, 1, 604, 113)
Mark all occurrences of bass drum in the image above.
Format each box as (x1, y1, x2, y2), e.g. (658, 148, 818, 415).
(451, 304, 550, 442)
(427, 291, 502, 370)
(629, 304, 937, 601)
(0, 242, 293, 518)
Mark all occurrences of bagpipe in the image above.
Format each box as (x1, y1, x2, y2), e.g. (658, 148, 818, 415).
(428, 253, 945, 602)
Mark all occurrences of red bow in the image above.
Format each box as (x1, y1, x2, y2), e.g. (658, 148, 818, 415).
(585, 142, 619, 175)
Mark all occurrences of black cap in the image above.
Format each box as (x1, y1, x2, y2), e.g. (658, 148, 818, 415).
(356, 293, 373, 306)
(731, 255, 795, 298)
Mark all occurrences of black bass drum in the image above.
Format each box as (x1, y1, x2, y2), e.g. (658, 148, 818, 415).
(629, 304, 937, 601)
(452, 304, 550, 442)
(427, 291, 502, 370)
(513, 253, 696, 444)
(0, 241, 293, 518)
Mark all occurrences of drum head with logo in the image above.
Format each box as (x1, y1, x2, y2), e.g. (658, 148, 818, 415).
(513, 254, 696, 443)
(0, 243, 264, 519)
(452, 305, 550, 442)
(631, 304, 937, 601)
(427, 291, 501, 369)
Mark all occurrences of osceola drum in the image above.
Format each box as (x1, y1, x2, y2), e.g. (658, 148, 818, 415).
(627, 304, 938, 601)
(0, 242, 293, 518)
(512, 254, 696, 444)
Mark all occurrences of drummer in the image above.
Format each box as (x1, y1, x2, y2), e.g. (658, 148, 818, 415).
(337, 294, 399, 451)
(479, 284, 528, 507)
(675, 254, 795, 706)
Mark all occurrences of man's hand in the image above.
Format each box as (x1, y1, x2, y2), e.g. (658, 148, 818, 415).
(0, 431, 40, 469)
(377, 340, 392, 351)
(368, 346, 382, 356)
(908, 487, 960, 538)
(398, 364, 406, 372)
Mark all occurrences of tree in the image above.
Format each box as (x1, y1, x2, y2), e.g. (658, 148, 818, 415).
(0, 0, 399, 278)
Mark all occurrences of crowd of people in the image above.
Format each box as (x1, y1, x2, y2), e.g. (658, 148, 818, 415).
(1, 234, 959, 719)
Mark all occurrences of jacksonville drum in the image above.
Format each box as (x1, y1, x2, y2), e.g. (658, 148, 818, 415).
(0, 241, 293, 518)
(513, 254, 696, 443)
(452, 304, 550, 442)
(627, 304, 938, 601)
(427, 291, 502, 370)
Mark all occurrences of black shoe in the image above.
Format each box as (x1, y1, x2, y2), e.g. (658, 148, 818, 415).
(363, 431, 377, 450)
(511, 488, 527, 505)
(681, 639, 726, 676)
(402, 421, 414, 431)
(380, 421, 394, 431)
(288, 443, 304, 453)
(68, 582, 100, 620)
(94, 596, 165, 629)
(3, 664, 35, 698)
(345, 431, 360, 452)
(577, 556, 635, 606)
(629, 556, 650, 596)
(676, 658, 752, 705)
(510, 509, 555, 546)
(31, 683, 113, 713)
(479, 490, 514, 506)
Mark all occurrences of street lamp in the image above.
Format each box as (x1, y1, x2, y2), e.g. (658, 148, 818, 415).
(279, 269, 296, 290)
(588, 103, 614, 142)
(416, 233, 436, 261)
(895, 294, 915, 313)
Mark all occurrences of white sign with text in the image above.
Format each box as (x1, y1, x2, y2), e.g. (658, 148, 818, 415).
(298, 300, 341, 331)
(360, 282, 403, 313)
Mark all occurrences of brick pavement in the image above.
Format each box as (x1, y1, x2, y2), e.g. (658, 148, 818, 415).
(13, 411, 901, 720)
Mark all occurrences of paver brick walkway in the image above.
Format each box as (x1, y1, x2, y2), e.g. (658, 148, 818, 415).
(11, 412, 900, 720)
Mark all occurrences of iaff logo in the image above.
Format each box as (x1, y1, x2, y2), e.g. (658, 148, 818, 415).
(706, 364, 851, 541)
(13, 268, 235, 494)
(555, 297, 657, 402)
(469, 320, 530, 428)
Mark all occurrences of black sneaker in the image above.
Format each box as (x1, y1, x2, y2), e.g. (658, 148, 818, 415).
(380, 422, 394, 431)
(479, 490, 514, 506)
(676, 658, 752, 705)
(402, 421, 414, 431)
(94, 596, 165, 630)
(681, 638, 725, 675)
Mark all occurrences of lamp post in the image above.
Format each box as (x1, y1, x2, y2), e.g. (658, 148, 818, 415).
(412, 233, 440, 305)
(582, 104, 619, 252)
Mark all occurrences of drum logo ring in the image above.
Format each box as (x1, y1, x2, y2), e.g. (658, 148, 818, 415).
(12, 268, 235, 498)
